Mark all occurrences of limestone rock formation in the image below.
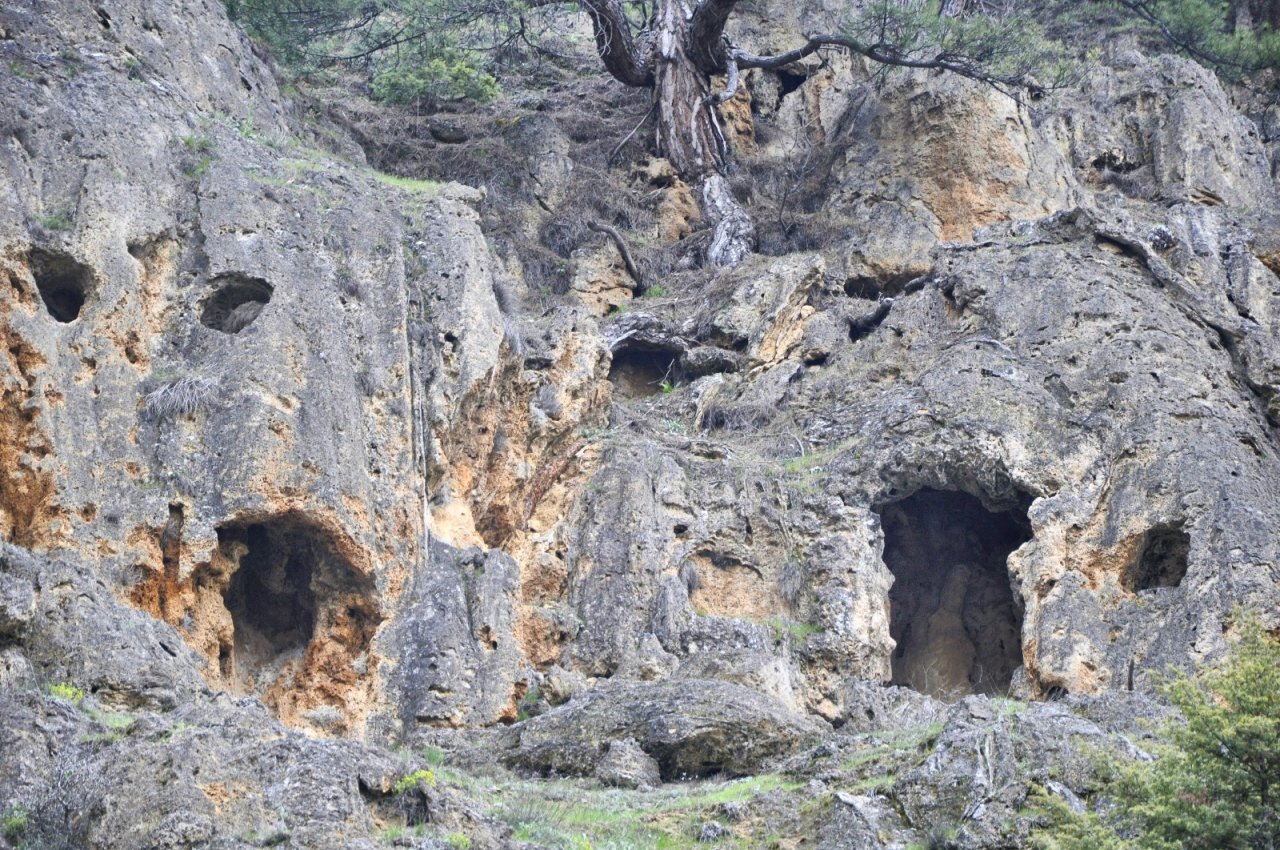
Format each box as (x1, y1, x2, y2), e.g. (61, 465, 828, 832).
(2, 0, 1280, 846)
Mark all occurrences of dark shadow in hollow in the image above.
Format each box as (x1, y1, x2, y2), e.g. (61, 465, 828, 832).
(875, 488, 1032, 699)
(1122, 522, 1190, 592)
(609, 345, 678, 398)
(216, 515, 378, 694)
(30, 248, 92, 322)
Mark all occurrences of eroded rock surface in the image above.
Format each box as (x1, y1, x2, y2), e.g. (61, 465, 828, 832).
(3, 0, 1280, 847)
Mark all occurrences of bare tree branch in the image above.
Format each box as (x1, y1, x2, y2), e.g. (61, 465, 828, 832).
(578, 0, 655, 87)
(687, 0, 743, 73)
(734, 32, 1044, 93)
(587, 221, 645, 290)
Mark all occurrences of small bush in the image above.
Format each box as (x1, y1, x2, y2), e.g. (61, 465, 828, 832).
(47, 683, 85, 704)
(371, 58, 498, 109)
(392, 769, 436, 795)
(36, 210, 74, 231)
(2, 806, 28, 840)
(144, 375, 219, 419)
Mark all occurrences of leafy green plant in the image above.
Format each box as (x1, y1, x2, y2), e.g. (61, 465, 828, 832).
(446, 833, 472, 850)
(423, 744, 447, 767)
(181, 134, 214, 152)
(1108, 0, 1280, 82)
(392, 768, 437, 794)
(370, 171, 441, 194)
(182, 155, 215, 178)
(516, 686, 542, 722)
(765, 616, 822, 646)
(372, 57, 498, 108)
(642, 284, 668, 298)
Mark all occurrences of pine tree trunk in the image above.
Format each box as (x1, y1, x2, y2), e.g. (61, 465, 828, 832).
(651, 0, 754, 264)
(652, 0, 725, 178)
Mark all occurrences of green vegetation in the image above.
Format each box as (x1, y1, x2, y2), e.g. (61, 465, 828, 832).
(516, 686, 542, 721)
(423, 744, 447, 767)
(392, 768, 437, 794)
(474, 772, 800, 849)
(224, 0, 504, 109)
(181, 134, 214, 153)
(370, 170, 442, 194)
(2, 806, 28, 841)
(47, 683, 85, 704)
(445, 832, 472, 850)
(1032, 615, 1280, 849)
(765, 615, 823, 646)
(182, 155, 215, 178)
(1108, 0, 1280, 81)
(36, 210, 74, 232)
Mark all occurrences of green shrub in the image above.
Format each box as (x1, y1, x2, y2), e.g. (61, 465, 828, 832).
(47, 683, 85, 704)
(36, 210, 74, 232)
(1033, 615, 1280, 849)
(2, 806, 28, 840)
(393, 769, 436, 794)
(371, 57, 498, 108)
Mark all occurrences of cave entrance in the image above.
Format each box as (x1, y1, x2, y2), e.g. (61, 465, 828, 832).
(29, 248, 93, 323)
(221, 523, 318, 685)
(608, 345, 678, 398)
(213, 515, 380, 729)
(875, 488, 1032, 699)
(200, 273, 272, 334)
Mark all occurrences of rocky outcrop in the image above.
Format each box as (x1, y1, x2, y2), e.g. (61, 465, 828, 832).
(4, 0, 1280, 847)
(505, 678, 827, 779)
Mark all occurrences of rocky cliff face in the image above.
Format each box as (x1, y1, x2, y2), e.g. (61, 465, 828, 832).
(1, 0, 1279, 847)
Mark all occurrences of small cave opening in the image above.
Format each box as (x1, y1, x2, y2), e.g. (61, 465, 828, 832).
(608, 345, 679, 398)
(29, 248, 93, 323)
(213, 514, 380, 726)
(199, 274, 273, 334)
(776, 69, 808, 97)
(1122, 522, 1190, 592)
(875, 488, 1033, 699)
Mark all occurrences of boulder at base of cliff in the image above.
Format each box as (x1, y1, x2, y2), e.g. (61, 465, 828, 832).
(506, 679, 827, 780)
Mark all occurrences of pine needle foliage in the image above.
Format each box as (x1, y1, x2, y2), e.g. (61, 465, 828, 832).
(1033, 616, 1280, 850)
(1109, 0, 1280, 81)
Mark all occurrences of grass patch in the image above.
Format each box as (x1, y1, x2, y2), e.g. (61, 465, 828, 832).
(36, 210, 74, 231)
(371, 171, 442, 194)
(475, 772, 801, 849)
(47, 683, 85, 704)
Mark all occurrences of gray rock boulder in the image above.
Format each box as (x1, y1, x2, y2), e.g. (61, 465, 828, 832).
(507, 679, 827, 780)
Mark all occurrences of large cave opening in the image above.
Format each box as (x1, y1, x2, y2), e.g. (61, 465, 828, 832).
(221, 522, 318, 687)
(875, 488, 1032, 699)
(213, 514, 380, 729)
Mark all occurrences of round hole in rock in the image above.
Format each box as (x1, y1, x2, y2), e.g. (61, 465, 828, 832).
(214, 515, 380, 721)
(200, 274, 272, 334)
(29, 248, 93, 322)
(1122, 522, 1190, 592)
(609, 345, 679, 398)
(875, 488, 1032, 700)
